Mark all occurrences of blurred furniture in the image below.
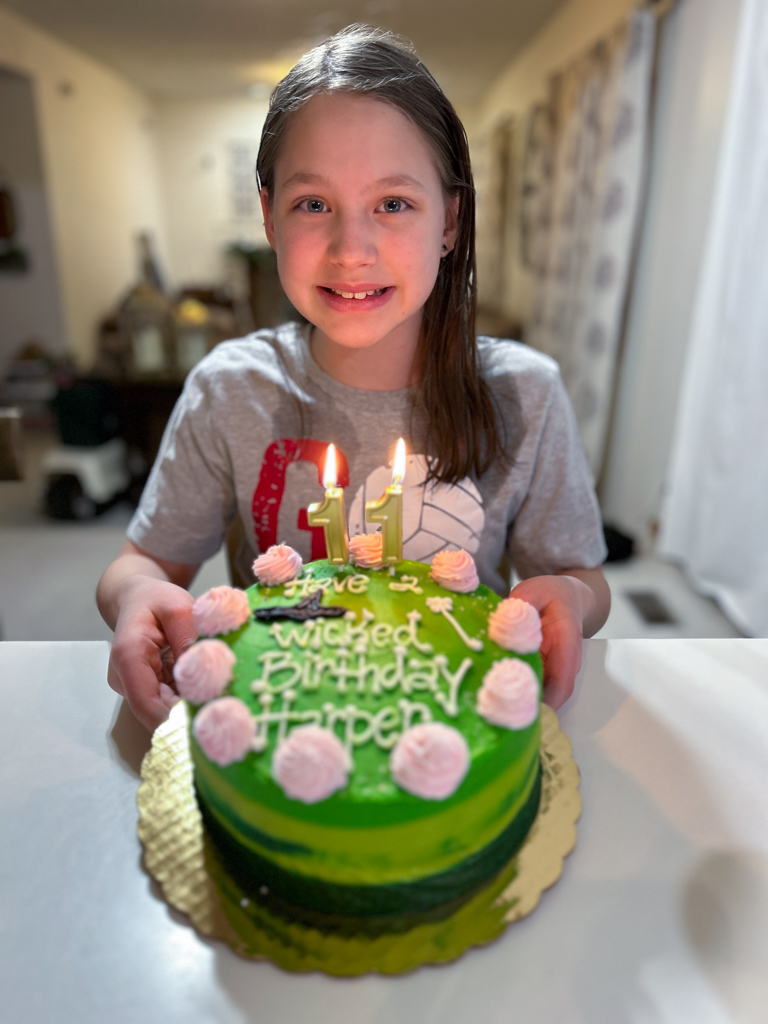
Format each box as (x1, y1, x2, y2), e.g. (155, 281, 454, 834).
(229, 244, 304, 329)
(0, 344, 58, 429)
(0, 176, 29, 272)
(0, 407, 23, 479)
(102, 291, 237, 382)
(3, 637, 768, 1022)
(105, 379, 183, 467)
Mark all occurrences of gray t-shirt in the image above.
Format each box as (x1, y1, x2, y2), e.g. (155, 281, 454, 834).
(128, 322, 606, 594)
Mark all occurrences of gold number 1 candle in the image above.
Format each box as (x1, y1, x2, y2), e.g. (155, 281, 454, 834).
(306, 444, 349, 565)
(365, 438, 405, 564)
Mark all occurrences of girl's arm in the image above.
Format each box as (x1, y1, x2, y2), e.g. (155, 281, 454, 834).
(97, 541, 201, 732)
(509, 566, 610, 711)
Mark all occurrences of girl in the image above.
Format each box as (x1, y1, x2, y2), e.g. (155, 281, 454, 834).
(97, 26, 610, 732)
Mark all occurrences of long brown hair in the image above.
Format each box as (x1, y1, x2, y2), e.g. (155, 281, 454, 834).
(257, 25, 510, 484)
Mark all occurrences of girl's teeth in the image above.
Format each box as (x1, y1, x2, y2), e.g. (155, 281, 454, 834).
(332, 289, 384, 299)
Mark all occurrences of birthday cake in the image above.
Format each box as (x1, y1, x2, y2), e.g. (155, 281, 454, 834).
(174, 542, 544, 934)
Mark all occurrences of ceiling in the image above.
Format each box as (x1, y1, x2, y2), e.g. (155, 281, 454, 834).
(3, 0, 567, 106)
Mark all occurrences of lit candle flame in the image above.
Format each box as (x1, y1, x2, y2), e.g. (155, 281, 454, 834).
(391, 438, 406, 487)
(323, 443, 338, 489)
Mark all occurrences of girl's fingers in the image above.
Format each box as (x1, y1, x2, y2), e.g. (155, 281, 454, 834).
(155, 603, 198, 700)
(156, 600, 198, 663)
(540, 616, 583, 709)
(106, 582, 198, 732)
(110, 617, 185, 732)
(159, 681, 181, 710)
(509, 575, 586, 711)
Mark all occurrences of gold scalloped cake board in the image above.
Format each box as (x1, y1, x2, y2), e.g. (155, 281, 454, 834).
(137, 702, 580, 975)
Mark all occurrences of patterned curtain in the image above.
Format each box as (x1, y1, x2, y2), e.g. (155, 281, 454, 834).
(524, 9, 656, 475)
(476, 118, 516, 315)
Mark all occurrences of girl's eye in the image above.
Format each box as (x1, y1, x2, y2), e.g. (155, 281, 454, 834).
(301, 198, 327, 213)
(379, 197, 407, 214)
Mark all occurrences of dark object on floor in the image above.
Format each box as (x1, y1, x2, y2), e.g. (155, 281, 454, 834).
(603, 523, 635, 562)
(52, 380, 118, 447)
(44, 474, 97, 519)
(625, 590, 678, 625)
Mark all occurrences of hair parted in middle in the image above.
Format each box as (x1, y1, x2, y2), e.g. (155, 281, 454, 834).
(256, 24, 512, 485)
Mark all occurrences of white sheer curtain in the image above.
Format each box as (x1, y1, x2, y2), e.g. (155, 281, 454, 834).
(525, 9, 656, 476)
(660, 0, 768, 637)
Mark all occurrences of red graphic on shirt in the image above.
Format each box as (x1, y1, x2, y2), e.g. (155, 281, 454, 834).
(252, 439, 350, 560)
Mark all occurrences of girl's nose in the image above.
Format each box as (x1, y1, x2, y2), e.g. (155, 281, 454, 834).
(327, 212, 376, 267)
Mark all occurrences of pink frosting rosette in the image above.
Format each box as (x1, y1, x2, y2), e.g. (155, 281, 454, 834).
(477, 659, 540, 730)
(192, 586, 250, 637)
(272, 725, 352, 804)
(192, 696, 255, 766)
(487, 597, 542, 653)
(390, 722, 470, 800)
(429, 549, 479, 593)
(173, 639, 236, 704)
(252, 544, 303, 586)
(348, 532, 384, 570)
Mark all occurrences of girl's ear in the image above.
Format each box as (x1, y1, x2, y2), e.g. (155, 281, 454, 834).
(260, 189, 277, 250)
(443, 193, 460, 254)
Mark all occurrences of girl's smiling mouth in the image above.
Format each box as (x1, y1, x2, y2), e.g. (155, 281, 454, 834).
(318, 285, 394, 309)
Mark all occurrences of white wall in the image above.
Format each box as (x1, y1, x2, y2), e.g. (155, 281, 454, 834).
(599, 0, 744, 548)
(0, 6, 167, 368)
(0, 68, 66, 371)
(154, 97, 269, 289)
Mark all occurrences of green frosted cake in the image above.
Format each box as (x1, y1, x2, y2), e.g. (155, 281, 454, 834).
(174, 547, 545, 934)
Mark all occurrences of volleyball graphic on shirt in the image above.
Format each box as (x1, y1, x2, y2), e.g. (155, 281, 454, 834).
(347, 454, 484, 562)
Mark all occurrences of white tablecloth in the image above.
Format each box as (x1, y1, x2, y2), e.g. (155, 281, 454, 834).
(2, 639, 768, 1023)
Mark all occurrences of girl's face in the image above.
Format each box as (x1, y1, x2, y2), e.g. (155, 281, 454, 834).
(262, 92, 458, 367)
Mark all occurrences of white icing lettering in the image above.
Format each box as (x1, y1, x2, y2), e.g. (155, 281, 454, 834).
(346, 574, 370, 594)
(433, 655, 473, 716)
(377, 645, 408, 694)
(343, 704, 375, 751)
(268, 621, 314, 650)
(398, 698, 433, 731)
(248, 694, 448, 754)
(371, 622, 393, 648)
(277, 689, 296, 745)
(425, 596, 484, 652)
(244, 603, 481, 758)
(311, 655, 338, 688)
(389, 575, 423, 594)
(251, 651, 302, 692)
(322, 620, 349, 647)
(393, 610, 434, 654)
(372, 706, 401, 749)
(405, 657, 440, 694)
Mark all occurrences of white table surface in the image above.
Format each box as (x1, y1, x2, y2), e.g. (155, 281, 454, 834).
(3, 638, 768, 1024)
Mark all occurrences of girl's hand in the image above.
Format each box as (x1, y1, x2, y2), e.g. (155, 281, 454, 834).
(509, 567, 610, 710)
(97, 541, 200, 733)
(107, 577, 198, 732)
